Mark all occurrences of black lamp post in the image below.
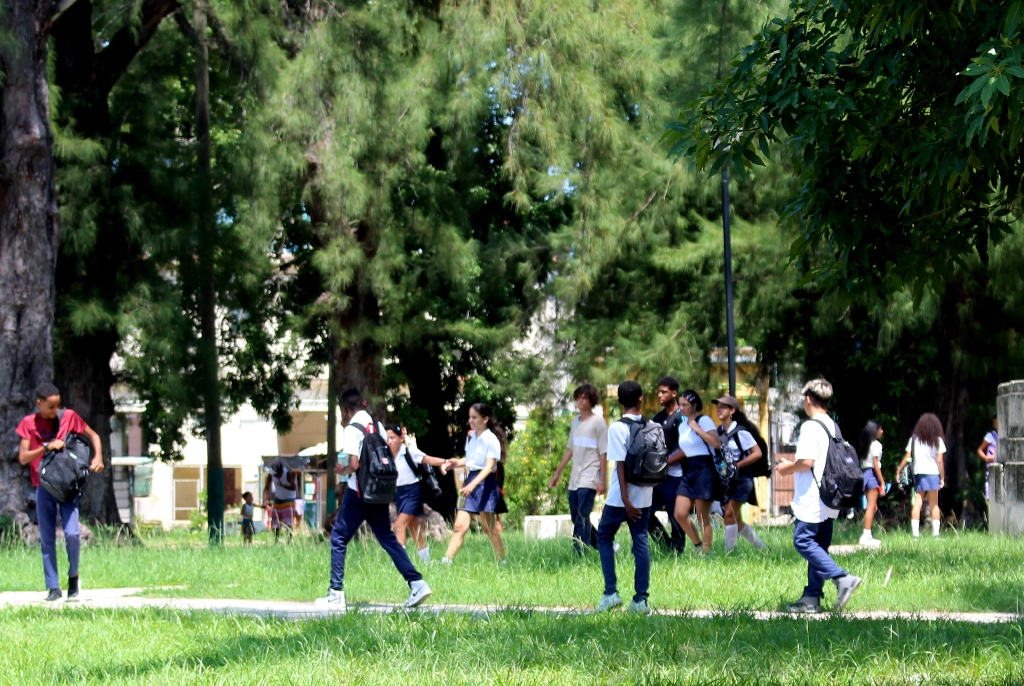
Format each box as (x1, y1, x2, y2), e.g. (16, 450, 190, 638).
(722, 165, 737, 397)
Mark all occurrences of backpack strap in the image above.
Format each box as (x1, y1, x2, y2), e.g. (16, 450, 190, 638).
(401, 446, 422, 480)
(809, 418, 835, 440)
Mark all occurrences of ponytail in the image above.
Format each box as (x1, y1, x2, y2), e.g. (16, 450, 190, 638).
(733, 410, 766, 450)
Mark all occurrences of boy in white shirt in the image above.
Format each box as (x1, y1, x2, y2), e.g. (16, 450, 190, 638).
(595, 380, 654, 614)
(776, 379, 861, 613)
(317, 389, 431, 612)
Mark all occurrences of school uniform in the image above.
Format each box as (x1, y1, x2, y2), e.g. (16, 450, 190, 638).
(907, 436, 946, 492)
(791, 417, 846, 600)
(861, 440, 883, 490)
(597, 413, 653, 603)
(676, 415, 719, 501)
(649, 409, 685, 551)
(460, 429, 502, 514)
(395, 445, 427, 517)
(566, 414, 607, 553)
(983, 430, 998, 498)
(720, 420, 758, 504)
(329, 411, 423, 592)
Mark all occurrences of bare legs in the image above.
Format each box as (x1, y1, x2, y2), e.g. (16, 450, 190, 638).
(444, 511, 505, 561)
(674, 497, 713, 552)
(863, 488, 878, 531)
(394, 513, 422, 549)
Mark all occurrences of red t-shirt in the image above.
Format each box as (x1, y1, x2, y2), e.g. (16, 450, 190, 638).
(15, 410, 87, 487)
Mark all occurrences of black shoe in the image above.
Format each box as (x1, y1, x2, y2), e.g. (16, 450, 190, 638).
(67, 576, 79, 600)
(45, 589, 62, 602)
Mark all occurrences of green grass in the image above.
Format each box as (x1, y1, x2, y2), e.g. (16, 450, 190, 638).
(2, 524, 1024, 613)
(1, 607, 1022, 684)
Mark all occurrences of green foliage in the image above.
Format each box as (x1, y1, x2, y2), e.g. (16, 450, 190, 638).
(667, 0, 1024, 295)
(504, 411, 574, 527)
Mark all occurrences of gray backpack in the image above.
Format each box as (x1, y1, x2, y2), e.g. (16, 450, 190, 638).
(621, 416, 668, 485)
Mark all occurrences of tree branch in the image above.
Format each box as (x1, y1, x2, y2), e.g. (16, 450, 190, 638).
(93, 0, 181, 99)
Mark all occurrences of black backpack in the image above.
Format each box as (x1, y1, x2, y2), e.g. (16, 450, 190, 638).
(38, 410, 93, 503)
(353, 418, 398, 504)
(402, 447, 443, 504)
(622, 416, 668, 485)
(810, 418, 863, 510)
(737, 417, 771, 478)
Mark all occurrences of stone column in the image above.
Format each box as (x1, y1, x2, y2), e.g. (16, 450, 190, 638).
(992, 380, 1024, 534)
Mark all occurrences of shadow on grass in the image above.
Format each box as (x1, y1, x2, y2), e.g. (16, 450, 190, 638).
(24, 607, 1024, 685)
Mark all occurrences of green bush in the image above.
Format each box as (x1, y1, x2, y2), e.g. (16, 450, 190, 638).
(503, 410, 573, 529)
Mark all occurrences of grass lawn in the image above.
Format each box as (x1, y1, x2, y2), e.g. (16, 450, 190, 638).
(1, 607, 1023, 685)
(2, 524, 1023, 612)
(2, 525, 1024, 684)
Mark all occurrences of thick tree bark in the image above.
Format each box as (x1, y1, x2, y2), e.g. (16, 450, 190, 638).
(54, 332, 121, 524)
(0, 0, 60, 515)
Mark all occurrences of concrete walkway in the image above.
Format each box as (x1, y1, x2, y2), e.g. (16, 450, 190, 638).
(0, 588, 1020, 624)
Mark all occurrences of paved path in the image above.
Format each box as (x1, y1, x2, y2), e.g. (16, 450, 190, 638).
(0, 588, 1019, 624)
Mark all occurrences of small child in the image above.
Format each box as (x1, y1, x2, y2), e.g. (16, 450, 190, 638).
(241, 492, 256, 545)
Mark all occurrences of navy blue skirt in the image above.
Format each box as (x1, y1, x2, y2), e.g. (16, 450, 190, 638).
(915, 474, 941, 492)
(678, 457, 718, 501)
(460, 471, 501, 514)
(395, 483, 425, 517)
(726, 476, 754, 504)
(862, 468, 880, 491)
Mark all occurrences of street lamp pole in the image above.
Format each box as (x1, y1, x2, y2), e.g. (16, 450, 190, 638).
(722, 165, 737, 397)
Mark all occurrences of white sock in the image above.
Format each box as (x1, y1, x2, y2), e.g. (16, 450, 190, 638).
(725, 524, 738, 552)
(932, 519, 940, 536)
(911, 519, 920, 536)
(860, 528, 873, 541)
(740, 524, 765, 549)
(418, 547, 430, 562)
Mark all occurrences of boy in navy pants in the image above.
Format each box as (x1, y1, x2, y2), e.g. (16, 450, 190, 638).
(596, 380, 654, 613)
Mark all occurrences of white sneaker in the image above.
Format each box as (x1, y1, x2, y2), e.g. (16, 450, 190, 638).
(613, 542, 621, 553)
(596, 592, 623, 612)
(418, 547, 431, 563)
(627, 599, 651, 614)
(861, 537, 882, 548)
(404, 580, 432, 608)
(440, 557, 452, 565)
(315, 588, 347, 612)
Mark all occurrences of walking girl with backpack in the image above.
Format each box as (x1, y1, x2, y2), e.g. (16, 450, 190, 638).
(385, 425, 450, 563)
(712, 395, 766, 552)
(858, 421, 886, 547)
(896, 413, 946, 537)
(672, 390, 721, 553)
(442, 403, 507, 563)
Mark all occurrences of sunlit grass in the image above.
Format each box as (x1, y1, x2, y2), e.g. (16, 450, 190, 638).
(2, 524, 1023, 613)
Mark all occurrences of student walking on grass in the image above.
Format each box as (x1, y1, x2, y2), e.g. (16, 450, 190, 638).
(442, 403, 507, 564)
(385, 425, 450, 563)
(896, 413, 946, 538)
(672, 390, 720, 554)
(649, 376, 687, 552)
(318, 389, 431, 612)
(858, 421, 886, 547)
(712, 395, 766, 552)
(776, 379, 861, 614)
(16, 383, 104, 602)
(549, 384, 608, 554)
(596, 380, 654, 613)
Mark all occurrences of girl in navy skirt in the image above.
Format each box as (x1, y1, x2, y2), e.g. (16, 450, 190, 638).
(386, 425, 450, 563)
(858, 421, 886, 547)
(896, 413, 946, 537)
(672, 390, 721, 553)
(442, 403, 507, 563)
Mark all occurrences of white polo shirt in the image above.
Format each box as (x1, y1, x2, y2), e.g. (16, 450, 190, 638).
(606, 414, 654, 509)
(791, 416, 840, 523)
(465, 429, 502, 472)
(396, 445, 426, 487)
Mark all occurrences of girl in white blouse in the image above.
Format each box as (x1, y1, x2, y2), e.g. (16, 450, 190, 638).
(442, 403, 507, 563)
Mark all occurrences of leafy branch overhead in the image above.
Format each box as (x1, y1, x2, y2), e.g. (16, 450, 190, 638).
(666, 0, 1024, 295)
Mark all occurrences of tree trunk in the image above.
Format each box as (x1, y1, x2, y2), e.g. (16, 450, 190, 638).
(54, 332, 122, 525)
(0, 0, 60, 515)
(193, 0, 224, 543)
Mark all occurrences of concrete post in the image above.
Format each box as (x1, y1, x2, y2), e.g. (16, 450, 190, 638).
(991, 380, 1024, 534)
